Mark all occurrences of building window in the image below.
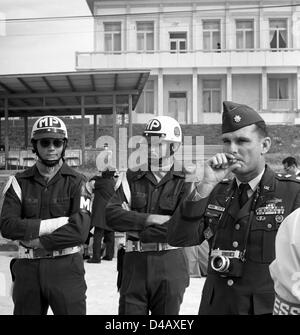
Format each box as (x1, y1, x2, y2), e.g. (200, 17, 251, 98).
(203, 80, 221, 113)
(236, 20, 254, 49)
(104, 22, 121, 53)
(135, 80, 154, 114)
(269, 19, 287, 49)
(137, 21, 154, 52)
(168, 92, 187, 123)
(169, 32, 187, 53)
(269, 78, 288, 100)
(203, 20, 221, 50)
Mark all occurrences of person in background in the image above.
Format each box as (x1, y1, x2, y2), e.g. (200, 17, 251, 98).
(106, 116, 192, 315)
(87, 144, 117, 264)
(0, 116, 91, 315)
(282, 156, 300, 177)
(168, 101, 300, 315)
(269, 208, 300, 315)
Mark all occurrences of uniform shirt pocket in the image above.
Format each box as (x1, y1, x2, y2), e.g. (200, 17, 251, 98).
(23, 198, 38, 218)
(159, 194, 177, 214)
(131, 192, 147, 211)
(248, 216, 279, 263)
(49, 196, 71, 217)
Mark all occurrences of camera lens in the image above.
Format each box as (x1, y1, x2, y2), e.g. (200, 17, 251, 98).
(211, 255, 230, 272)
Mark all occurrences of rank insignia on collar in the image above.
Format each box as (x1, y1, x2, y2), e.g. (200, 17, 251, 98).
(264, 185, 270, 190)
(233, 115, 241, 123)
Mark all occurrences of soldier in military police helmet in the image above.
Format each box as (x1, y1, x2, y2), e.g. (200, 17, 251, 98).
(106, 115, 191, 315)
(168, 101, 300, 315)
(0, 115, 91, 315)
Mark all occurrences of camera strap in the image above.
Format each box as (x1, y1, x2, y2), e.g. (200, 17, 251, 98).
(210, 183, 237, 252)
(240, 186, 260, 261)
(210, 182, 261, 262)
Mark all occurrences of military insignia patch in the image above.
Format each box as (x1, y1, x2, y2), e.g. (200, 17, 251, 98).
(266, 198, 282, 204)
(233, 115, 241, 123)
(275, 215, 284, 223)
(203, 227, 214, 240)
(207, 204, 225, 212)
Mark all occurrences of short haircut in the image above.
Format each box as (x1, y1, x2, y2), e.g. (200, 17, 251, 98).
(254, 121, 268, 138)
(282, 156, 298, 167)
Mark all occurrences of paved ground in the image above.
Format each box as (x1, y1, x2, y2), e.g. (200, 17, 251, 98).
(0, 253, 205, 315)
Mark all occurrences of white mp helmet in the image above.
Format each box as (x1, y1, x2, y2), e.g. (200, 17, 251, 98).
(143, 116, 182, 144)
(31, 115, 68, 141)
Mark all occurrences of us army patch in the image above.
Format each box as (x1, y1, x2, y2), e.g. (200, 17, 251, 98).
(207, 204, 225, 212)
(203, 227, 214, 240)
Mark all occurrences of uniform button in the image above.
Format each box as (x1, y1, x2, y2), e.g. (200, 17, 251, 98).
(227, 279, 234, 286)
(209, 218, 213, 223)
(232, 241, 239, 248)
(267, 224, 272, 229)
(235, 224, 240, 230)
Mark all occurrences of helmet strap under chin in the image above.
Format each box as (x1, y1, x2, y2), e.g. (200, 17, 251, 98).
(31, 139, 67, 167)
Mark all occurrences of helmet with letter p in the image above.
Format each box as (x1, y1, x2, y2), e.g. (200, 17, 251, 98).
(143, 116, 182, 157)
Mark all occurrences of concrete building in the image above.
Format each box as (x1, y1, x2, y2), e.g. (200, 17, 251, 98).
(76, 0, 300, 125)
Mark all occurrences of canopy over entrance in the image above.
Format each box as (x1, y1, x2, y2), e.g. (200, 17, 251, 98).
(0, 70, 150, 167)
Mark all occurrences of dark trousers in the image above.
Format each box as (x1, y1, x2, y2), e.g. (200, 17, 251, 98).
(119, 248, 190, 315)
(91, 227, 115, 261)
(11, 253, 87, 315)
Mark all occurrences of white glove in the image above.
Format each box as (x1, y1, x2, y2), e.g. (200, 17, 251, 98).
(39, 217, 69, 236)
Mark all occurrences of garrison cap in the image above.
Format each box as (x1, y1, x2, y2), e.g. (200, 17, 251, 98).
(222, 101, 265, 134)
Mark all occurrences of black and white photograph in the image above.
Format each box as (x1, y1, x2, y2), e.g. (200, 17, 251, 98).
(0, 0, 300, 321)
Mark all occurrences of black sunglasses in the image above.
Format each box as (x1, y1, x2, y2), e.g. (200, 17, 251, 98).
(39, 139, 64, 148)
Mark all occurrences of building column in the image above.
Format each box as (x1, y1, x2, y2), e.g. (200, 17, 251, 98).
(198, 79, 203, 123)
(24, 116, 28, 148)
(191, 3, 197, 51)
(192, 68, 198, 124)
(4, 98, 8, 170)
(158, 4, 163, 51)
(292, 7, 300, 49)
(158, 68, 163, 116)
(124, 5, 130, 51)
(262, 68, 268, 111)
(81, 96, 86, 166)
(258, 5, 264, 48)
(226, 68, 232, 101)
(225, 3, 231, 49)
(297, 67, 300, 111)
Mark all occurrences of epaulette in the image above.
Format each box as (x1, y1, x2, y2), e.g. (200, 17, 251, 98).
(276, 173, 300, 182)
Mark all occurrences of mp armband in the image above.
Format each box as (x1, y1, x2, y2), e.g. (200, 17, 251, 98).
(79, 182, 92, 214)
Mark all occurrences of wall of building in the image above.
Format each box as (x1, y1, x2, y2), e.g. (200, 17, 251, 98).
(232, 74, 261, 111)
